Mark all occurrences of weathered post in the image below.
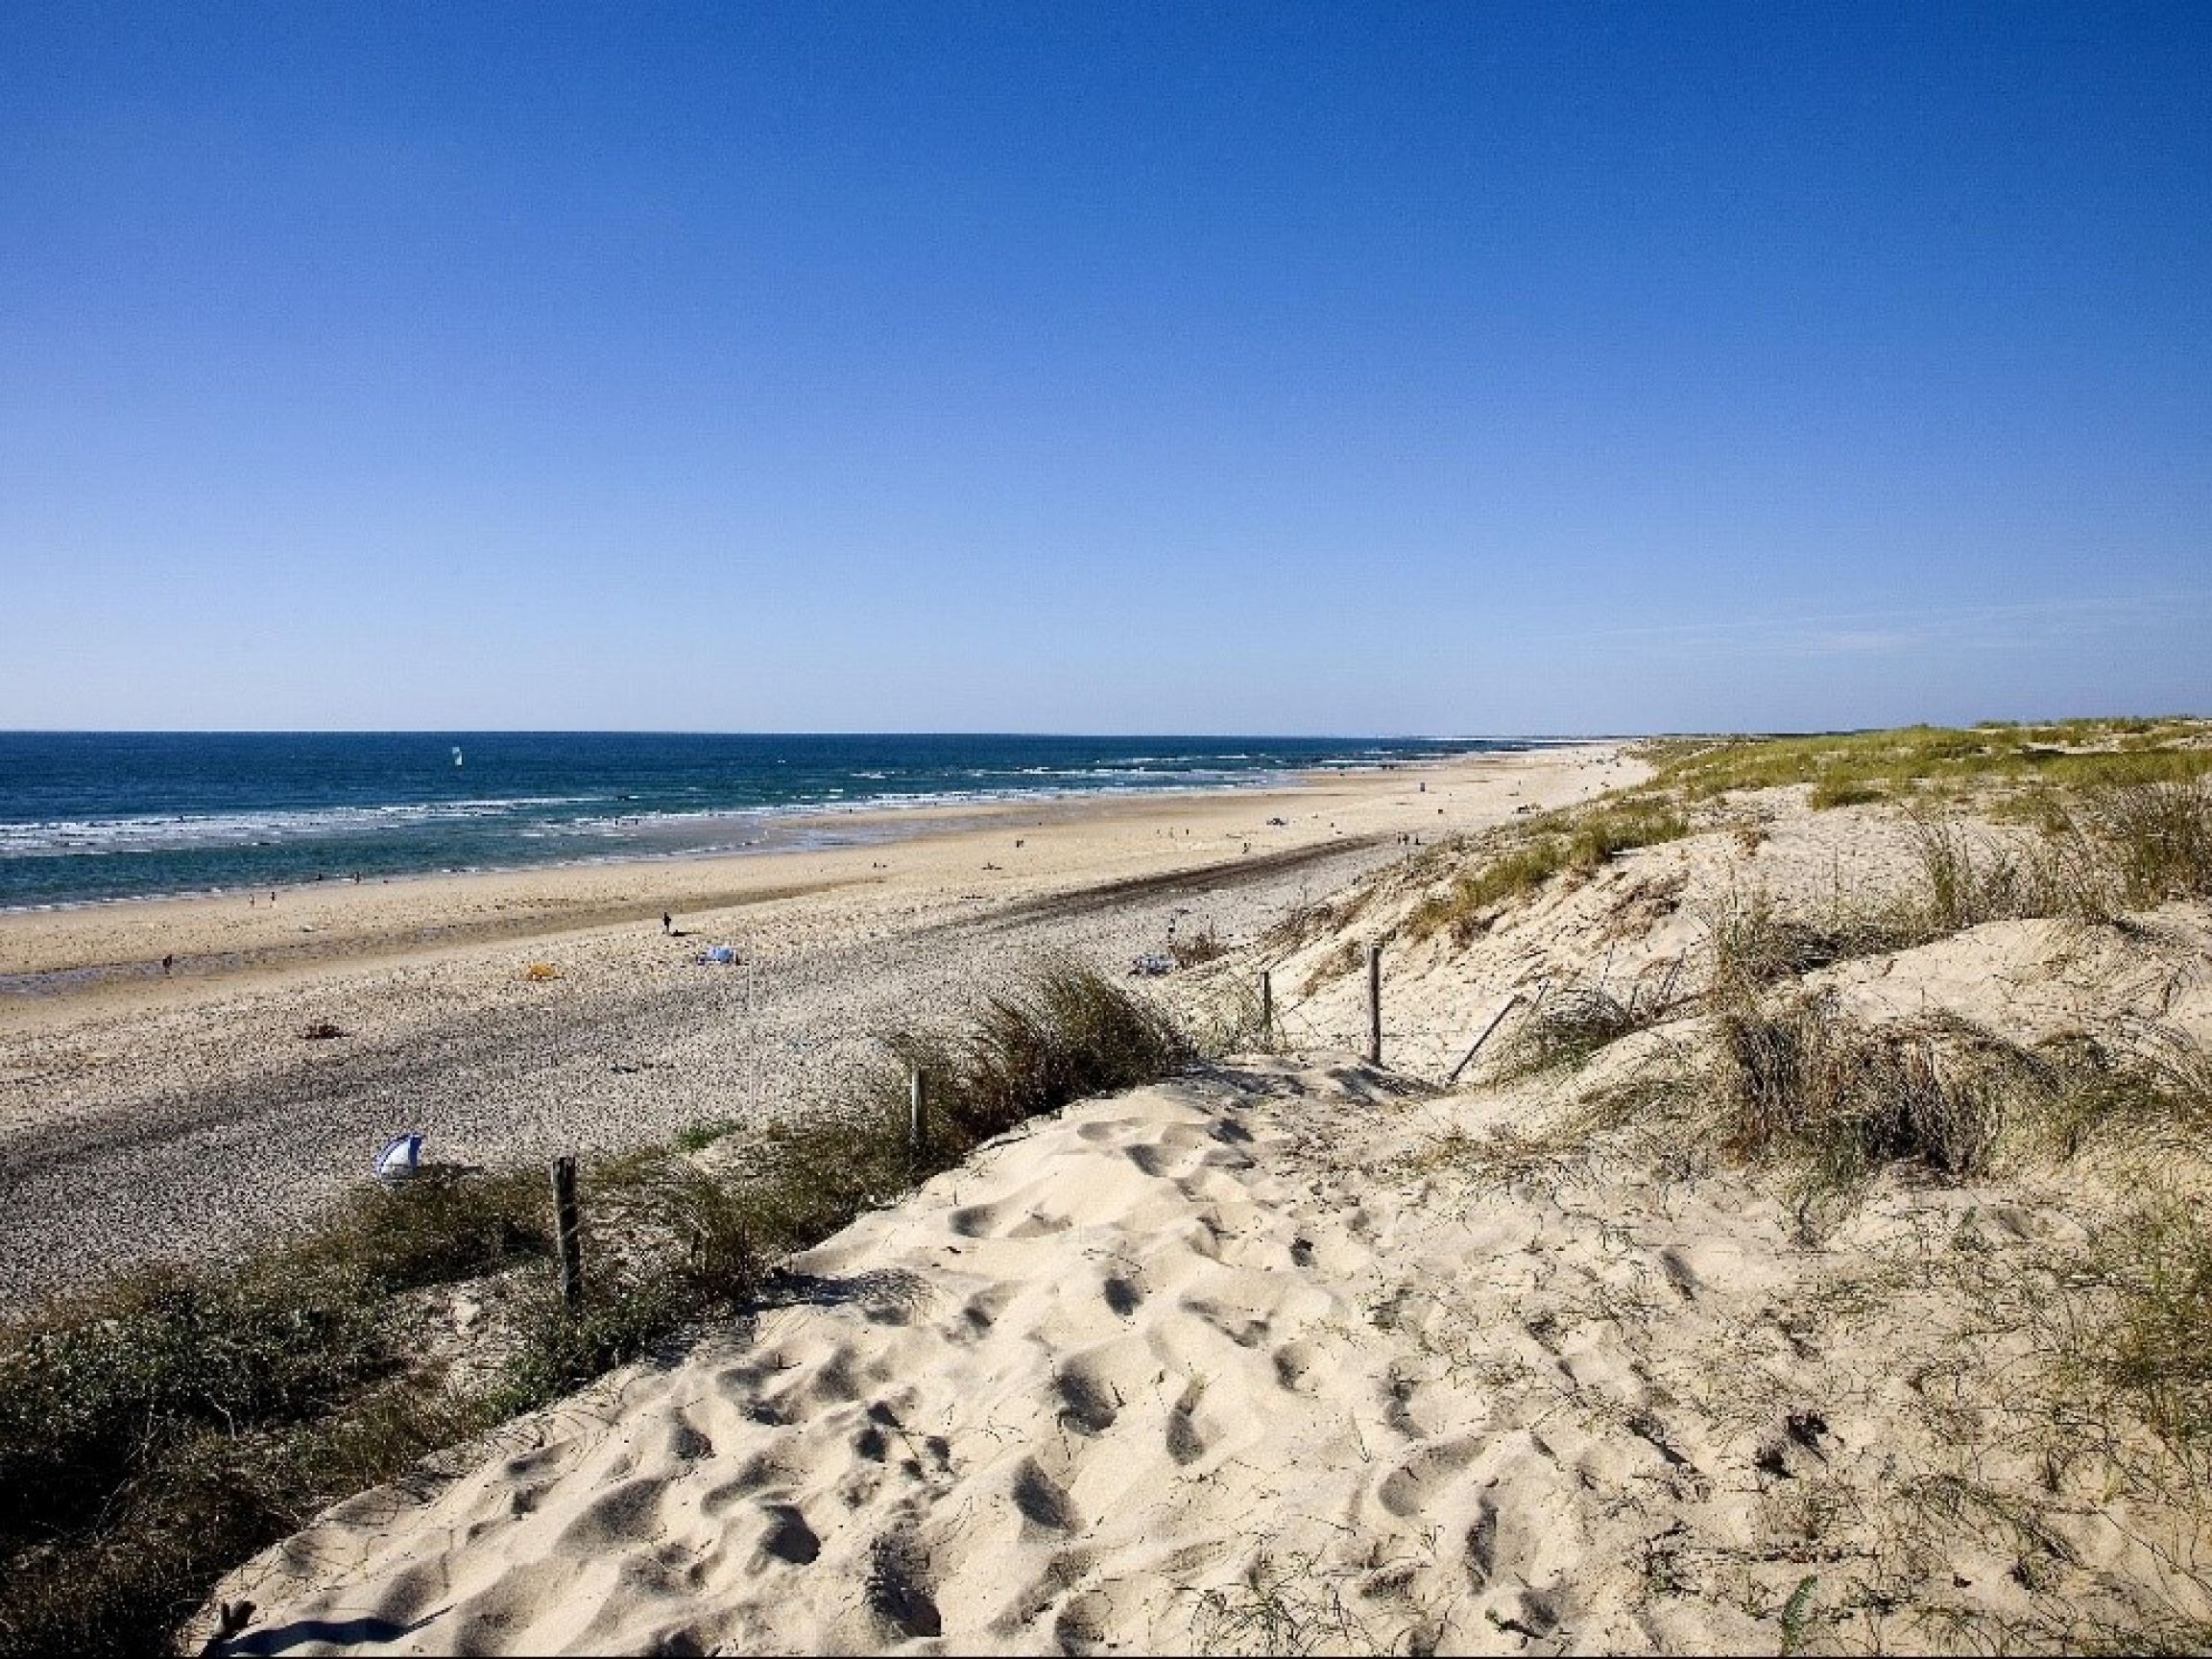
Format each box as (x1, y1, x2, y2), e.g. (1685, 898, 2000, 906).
(1260, 970, 1274, 1043)
(1446, 993, 1523, 1085)
(550, 1156, 583, 1312)
(908, 1067, 929, 1166)
(1365, 943, 1382, 1067)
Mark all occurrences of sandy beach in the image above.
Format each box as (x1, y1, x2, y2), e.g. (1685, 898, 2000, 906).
(190, 767, 2212, 1654)
(0, 745, 1628, 1302)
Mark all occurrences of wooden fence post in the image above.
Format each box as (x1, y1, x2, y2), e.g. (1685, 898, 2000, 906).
(908, 1067, 929, 1165)
(1365, 943, 1382, 1067)
(1260, 970, 1273, 1042)
(550, 1156, 583, 1312)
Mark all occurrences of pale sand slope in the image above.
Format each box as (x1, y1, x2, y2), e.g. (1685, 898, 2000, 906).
(208, 785, 2212, 1654)
(205, 1057, 1815, 1655)
(206, 1048, 2207, 1656)
(1243, 786, 2212, 1083)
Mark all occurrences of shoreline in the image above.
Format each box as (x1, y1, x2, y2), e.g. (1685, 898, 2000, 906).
(0, 747, 1620, 1018)
(0, 739, 1575, 916)
(0, 750, 1551, 916)
(0, 742, 1630, 1300)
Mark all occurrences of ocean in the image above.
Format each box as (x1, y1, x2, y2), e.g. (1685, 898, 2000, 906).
(0, 732, 1540, 909)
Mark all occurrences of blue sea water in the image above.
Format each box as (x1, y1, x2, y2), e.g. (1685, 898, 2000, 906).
(0, 733, 1539, 909)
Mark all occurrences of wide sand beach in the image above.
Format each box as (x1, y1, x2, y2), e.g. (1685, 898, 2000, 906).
(0, 745, 1627, 1302)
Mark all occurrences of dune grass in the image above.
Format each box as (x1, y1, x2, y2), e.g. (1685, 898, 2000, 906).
(0, 961, 1196, 1657)
(1701, 995, 2041, 1230)
(1645, 719, 2210, 805)
(1405, 794, 1690, 946)
(2068, 1197, 2212, 1453)
(0, 1173, 547, 1656)
(1489, 973, 1687, 1080)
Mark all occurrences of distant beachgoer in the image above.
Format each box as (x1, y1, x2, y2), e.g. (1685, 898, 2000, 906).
(161, 953, 173, 976)
(661, 912, 673, 936)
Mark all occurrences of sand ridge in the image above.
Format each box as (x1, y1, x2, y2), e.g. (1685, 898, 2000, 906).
(202, 1058, 1766, 1654)
(207, 1043, 2206, 1655)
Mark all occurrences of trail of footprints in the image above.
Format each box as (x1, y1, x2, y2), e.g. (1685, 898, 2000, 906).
(285, 1070, 1706, 1653)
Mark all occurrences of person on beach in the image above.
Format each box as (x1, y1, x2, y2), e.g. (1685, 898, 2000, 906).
(661, 912, 673, 936)
(161, 953, 173, 977)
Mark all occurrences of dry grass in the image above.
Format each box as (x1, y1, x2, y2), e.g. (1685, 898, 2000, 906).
(1702, 888, 1910, 997)
(2061, 1198, 2212, 1453)
(1707, 997, 2032, 1222)
(1674, 979, 2212, 1240)
(1298, 937, 1363, 996)
(1169, 920, 1233, 970)
(1489, 973, 1686, 1079)
(0, 1170, 547, 1655)
(1645, 720, 2211, 805)
(1405, 795, 1690, 947)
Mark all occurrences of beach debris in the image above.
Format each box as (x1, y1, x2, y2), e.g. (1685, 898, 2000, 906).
(1266, 816, 1287, 826)
(697, 944, 740, 965)
(373, 1133, 424, 1182)
(1128, 952, 1174, 976)
(521, 962, 561, 982)
(298, 1021, 349, 1041)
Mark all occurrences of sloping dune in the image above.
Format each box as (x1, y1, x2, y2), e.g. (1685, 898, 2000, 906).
(208, 1044, 2201, 1653)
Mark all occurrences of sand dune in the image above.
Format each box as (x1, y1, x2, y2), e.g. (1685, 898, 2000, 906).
(199, 781, 2212, 1654)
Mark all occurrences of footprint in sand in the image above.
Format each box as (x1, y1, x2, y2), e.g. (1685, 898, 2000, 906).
(1376, 1437, 1482, 1519)
(1271, 1338, 1321, 1393)
(866, 1527, 942, 1640)
(1165, 1379, 1210, 1464)
(757, 1502, 821, 1566)
(1011, 1456, 1084, 1535)
(951, 1283, 1017, 1339)
(989, 1546, 1097, 1637)
(1054, 1362, 1120, 1435)
(1180, 1295, 1271, 1348)
(949, 1201, 1004, 1238)
(1123, 1142, 1184, 1178)
(1464, 1496, 1501, 1587)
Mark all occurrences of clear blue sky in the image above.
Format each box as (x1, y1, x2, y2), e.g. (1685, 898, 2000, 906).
(3, 4, 2205, 733)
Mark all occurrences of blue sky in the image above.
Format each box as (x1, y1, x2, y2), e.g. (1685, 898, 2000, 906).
(3, 3, 2205, 733)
